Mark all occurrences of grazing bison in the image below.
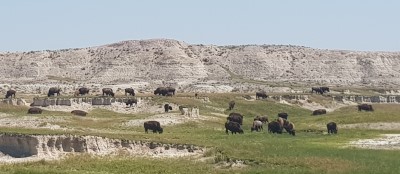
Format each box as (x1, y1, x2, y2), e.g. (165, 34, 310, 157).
(358, 104, 373, 112)
(283, 121, 296, 136)
(71, 110, 87, 116)
(102, 88, 114, 97)
(227, 112, 243, 125)
(278, 112, 288, 120)
(125, 88, 135, 96)
(78, 87, 90, 96)
(47, 87, 61, 97)
(251, 120, 263, 132)
(312, 109, 327, 115)
(164, 104, 172, 112)
(277, 117, 285, 128)
(225, 121, 244, 134)
(5, 90, 16, 99)
(28, 107, 42, 114)
(228, 100, 235, 110)
(320, 87, 330, 93)
(327, 122, 338, 134)
(268, 121, 283, 134)
(144, 121, 163, 134)
(154, 87, 176, 96)
(311, 87, 324, 94)
(254, 115, 269, 124)
(125, 98, 138, 107)
(256, 91, 268, 99)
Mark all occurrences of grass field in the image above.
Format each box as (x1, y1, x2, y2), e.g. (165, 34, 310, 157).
(0, 93, 399, 174)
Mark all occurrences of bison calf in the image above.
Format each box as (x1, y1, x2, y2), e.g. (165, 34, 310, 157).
(28, 107, 42, 114)
(144, 121, 163, 134)
(71, 110, 87, 116)
(327, 122, 338, 134)
(251, 120, 263, 132)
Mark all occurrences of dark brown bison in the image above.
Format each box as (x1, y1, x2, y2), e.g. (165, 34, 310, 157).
(256, 91, 268, 99)
(125, 98, 138, 107)
(268, 121, 283, 134)
(195, 93, 198, 98)
(254, 115, 269, 124)
(154, 87, 176, 96)
(125, 88, 135, 96)
(78, 87, 90, 96)
(251, 120, 263, 132)
(102, 88, 114, 97)
(227, 112, 243, 125)
(28, 107, 42, 114)
(144, 121, 163, 134)
(358, 104, 373, 111)
(311, 87, 329, 94)
(327, 122, 337, 134)
(164, 104, 172, 112)
(225, 121, 244, 134)
(320, 87, 330, 93)
(228, 100, 235, 110)
(5, 90, 16, 99)
(47, 87, 61, 97)
(71, 110, 87, 116)
(312, 109, 327, 115)
(278, 112, 288, 120)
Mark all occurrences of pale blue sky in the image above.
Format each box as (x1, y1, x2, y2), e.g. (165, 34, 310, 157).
(0, 0, 399, 51)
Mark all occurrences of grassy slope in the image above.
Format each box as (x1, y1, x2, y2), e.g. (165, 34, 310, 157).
(0, 94, 400, 174)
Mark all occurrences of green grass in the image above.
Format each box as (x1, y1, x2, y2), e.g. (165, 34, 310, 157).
(0, 94, 400, 173)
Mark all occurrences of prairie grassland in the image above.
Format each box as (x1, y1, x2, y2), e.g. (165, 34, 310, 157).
(0, 93, 399, 174)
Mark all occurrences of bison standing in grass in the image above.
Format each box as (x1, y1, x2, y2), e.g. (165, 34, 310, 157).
(254, 115, 268, 124)
(125, 98, 138, 107)
(102, 88, 114, 97)
(144, 121, 163, 134)
(78, 87, 90, 96)
(5, 90, 16, 99)
(28, 107, 42, 114)
(358, 104, 373, 112)
(251, 120, 263, 132)
(227, 112, 243, 125)
(268, 121, 282, 134)
(225, 121, 244, 134)
(256, 91, 268, 99)
(125, 88, 135, 96)
(312, 109, 327, 116)
(71, 110, 87, 116)
(228, 100, 235, 110)
(47, 87, 61, 97)
(327, 122, 338, 134)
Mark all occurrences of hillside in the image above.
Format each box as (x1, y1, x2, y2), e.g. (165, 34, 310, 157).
(1, 39, 400, 92)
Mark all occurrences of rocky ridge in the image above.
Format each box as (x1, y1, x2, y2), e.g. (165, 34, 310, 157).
(1, 39, 400, 93)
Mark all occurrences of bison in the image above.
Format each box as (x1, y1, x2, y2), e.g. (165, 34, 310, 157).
(164, 104, 172, 112)
(312, 109, 327, 115)
(251, 120, 263, 132)
(125, 88, 135, 96)
(125, 98, 138, 107)
(228, 100, 235, 110)
(102, 88, 114, 97)
(78, 87, 90, 96)
(254, 115, 269, 124)
(71, 110, 87, 116)
(320, 87, 330, 93)
(5, 90, 16, 99)
(144, 121, 163, 134)
(47, 87, 61, 97)
(283, 121, 296, 136)
(268, 121, 283, 134)
(28, 107, 42, 114)
(154, 87, 176, 96)
(358, 104, 373, 112)
(256, 91, 268, 99)
(225, 121, 244, 134)
(278, 112, 288, 120)
(227, 112, 243, 125)
(327, 122, 338, 134)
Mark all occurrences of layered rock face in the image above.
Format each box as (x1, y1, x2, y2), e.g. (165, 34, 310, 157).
(1, 39, 399, 88)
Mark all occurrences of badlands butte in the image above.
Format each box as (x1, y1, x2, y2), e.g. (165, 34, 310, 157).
(1, 38, 400, 93)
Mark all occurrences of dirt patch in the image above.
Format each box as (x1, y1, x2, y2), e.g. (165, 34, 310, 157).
(341, 123, 400, 130)
(348, 134, 400, 150)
